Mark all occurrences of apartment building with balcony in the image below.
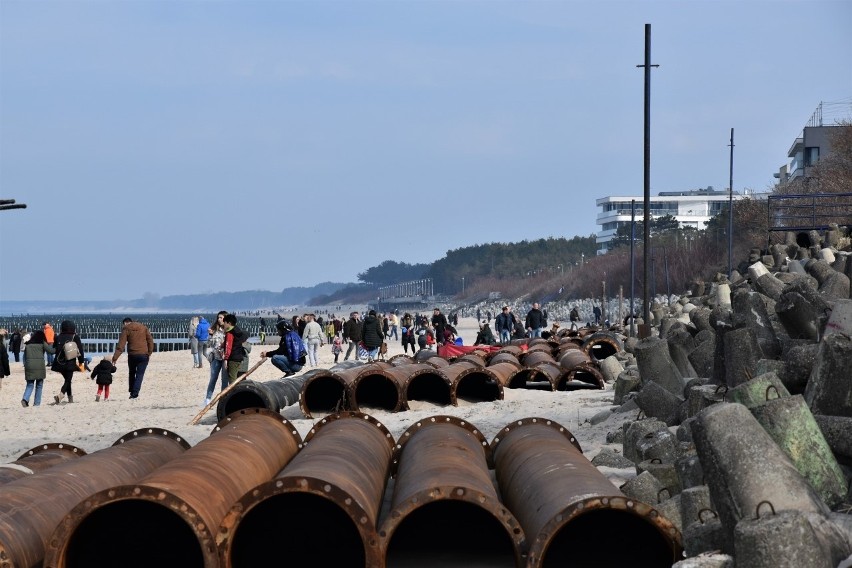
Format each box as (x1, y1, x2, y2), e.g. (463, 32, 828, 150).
(775, 100, 850, 185)
(595, 187, 747, 254)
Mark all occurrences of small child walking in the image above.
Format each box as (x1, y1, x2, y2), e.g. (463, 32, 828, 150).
(90, 356, 116, 402)
(331, 334, 342, 363)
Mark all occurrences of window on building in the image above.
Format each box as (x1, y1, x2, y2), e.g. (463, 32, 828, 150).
(804, 147, 820, 167)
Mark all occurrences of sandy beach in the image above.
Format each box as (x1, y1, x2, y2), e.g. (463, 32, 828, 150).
(0, 316, 626, 483)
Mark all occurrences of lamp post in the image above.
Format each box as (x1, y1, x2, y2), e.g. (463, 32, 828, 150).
(558, 264, 563, 276)
(581, 253, 585, 267)
(461, 277, 465, 294)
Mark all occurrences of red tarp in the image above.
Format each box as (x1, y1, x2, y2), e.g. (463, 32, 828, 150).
(437, 344, 528, 358)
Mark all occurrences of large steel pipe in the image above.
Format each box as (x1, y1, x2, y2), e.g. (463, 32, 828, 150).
(300, 368, 350, 418)
(216, 375, 309, 420)
(446, 361, 504, 403)
(218, 412, 394, 568)
(0, 443, 86, 486)
(400, 363, 455, 408)
(490, 418, 682, 567)
(380, 416, 525, 567)
(558, 349, 605, 389)
(332, 363, 403, 413)
(582, 331, 624, 362)
(44, 409, 302, 568)
(489, 352, 522, 367)
(2, 429, 189, 568)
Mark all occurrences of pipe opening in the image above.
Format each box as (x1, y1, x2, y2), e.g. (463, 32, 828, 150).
(354, 374, 400, 411)
(541, 509, 674, 568)
(220, 389, 267, 417)
(558, 371, 603, 390)
(455, 372, 501, 403)
(385, 500, 517, 568)
(587, 341, 618, 361)
(228, 493, 366, 567)
(507, 370, 552, 390)
(303, 376, 347, 414)
(64, 500, 204, 568)
(405, 373, 452, 406)
(795, 231, 811, 248)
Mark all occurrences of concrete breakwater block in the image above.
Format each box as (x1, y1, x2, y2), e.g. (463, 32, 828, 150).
(636, 380, 684, 426)
(672, 552, 733, 567)
(726, 371, 790, 409)
(623, 418, 667, 464)
(805, 332, 852, 417)
(814, 415, 852, 465)
(633, 336, 686, 396)
(692, 403, 829, 546)
(750, 394, 848, 507)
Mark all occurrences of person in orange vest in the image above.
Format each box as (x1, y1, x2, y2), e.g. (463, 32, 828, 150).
(43, 322, 55, 365)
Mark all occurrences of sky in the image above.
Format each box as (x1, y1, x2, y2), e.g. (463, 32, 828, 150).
(1, 0, 850, 302)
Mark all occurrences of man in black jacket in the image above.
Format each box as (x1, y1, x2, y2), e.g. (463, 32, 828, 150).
(525, 303, 547, 338)
(342, 312, 363, 361)
(431, 308, 449, 345)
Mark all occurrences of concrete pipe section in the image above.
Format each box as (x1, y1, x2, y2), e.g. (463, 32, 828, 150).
(3, 429, 189, 568)
(216, 374, 310, 421)
(399, 362, 455, 409)
(0, 442, 86, 486)
(381, 416, 525, 567)
(217, 412, 395, 568)
(443, 360, 504, 404)
(44, 409, 302, 568)
(300, 368, 350, 418)
(490, 418, 682, 568)
(581, 332, 624, 363)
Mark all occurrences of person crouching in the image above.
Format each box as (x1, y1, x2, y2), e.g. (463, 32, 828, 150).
(91, 356, 116, 401)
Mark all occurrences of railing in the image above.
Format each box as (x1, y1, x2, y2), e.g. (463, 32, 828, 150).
(767, 192, 852, 242)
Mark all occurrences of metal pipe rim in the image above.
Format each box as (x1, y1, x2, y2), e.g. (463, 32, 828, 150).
(110, 427, 192, 450)
(391, 416, 492, 476)
(303, 411, 395, 451)
(17, 443, 87, 461)
(490, 417, 582, 454)
(211, 408, 302, 445)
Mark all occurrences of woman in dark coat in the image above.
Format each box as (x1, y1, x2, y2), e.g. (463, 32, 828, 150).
(51, 320, 85, 404)
(361, 310, 385, 361)
(22, 330, 54, 406)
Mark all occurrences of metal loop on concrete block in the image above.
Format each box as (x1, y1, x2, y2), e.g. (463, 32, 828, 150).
(657, 488, 671, 503)
(754, 500, 776, 519)
(698, 508, 718, 524)
(765, 384, 780, 401)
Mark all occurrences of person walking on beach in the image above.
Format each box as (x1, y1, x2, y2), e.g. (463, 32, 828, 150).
(361, 310, 384, 362)
(495, 306, 514, 344)
(387, 312, 399, 341)
(194, 316, 210, 368)
(9, 328, 22, 363)
(342, 312, 363, 361)
(301, 314, 324, 367)
(43, 322, 55, 365)
(112, 317, 154, 400)
(203, 311, 229, 406)
(0, 330, 8, 387)
(261, 320, 305, 376)
(400, 312, 417, 355)
(22, 330, 54, 406)
(331, 334, 342, 363)
(431, 308, 448, 345)
(51, 320, 85, 404)
(90, 356, 116, 402)
(525, 302, 546, 339)
(569, 306, 581, 331)
(222, 314, 249, 386)
(188, 316, 200, 369)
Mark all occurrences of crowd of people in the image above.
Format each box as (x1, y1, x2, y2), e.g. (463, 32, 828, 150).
(0, 301, 566, 410)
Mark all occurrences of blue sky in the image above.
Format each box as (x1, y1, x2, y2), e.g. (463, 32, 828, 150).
(1, 0, 850, 301)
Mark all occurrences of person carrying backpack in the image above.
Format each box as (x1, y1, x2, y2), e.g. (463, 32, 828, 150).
(51, 320, 85, 404)
(261, 320, 305, 377)
(194, 316, 210, 368)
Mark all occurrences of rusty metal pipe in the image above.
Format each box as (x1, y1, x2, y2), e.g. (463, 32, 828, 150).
(218, 412, 394, 568)
(0, 443, 86, 486)
(380, 416, 525, 567)
(1, 429, 189, 568)
(401, 363, 455, 408)
(300, 368, 350, 418)
(352, 365, 404, 413)
(216, 374, 309, 420)
(489, 352, 522, 367)
(44, 409, 302, 568)
(448, 361, 504, 403)
(582, 332, 624, 362)
(490, 418, 682, 567)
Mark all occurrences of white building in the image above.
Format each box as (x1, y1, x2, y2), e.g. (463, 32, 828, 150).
(595, 187, 750, 254)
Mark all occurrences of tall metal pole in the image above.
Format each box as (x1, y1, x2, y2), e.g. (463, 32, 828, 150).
(629, 199, 636, 337)
(728, 127, 735, 277)
(637, 23, 659, 335)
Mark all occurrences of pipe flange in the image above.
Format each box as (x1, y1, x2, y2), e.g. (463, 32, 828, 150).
(490, 417, 582, 454)
(303, 411, 395, 451)
(111, 428, 192, 450)
(18, 442, 87, 461)
(211, 407, 301, 445)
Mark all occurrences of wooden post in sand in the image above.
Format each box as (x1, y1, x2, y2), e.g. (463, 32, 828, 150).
(188, 358, 266, 425)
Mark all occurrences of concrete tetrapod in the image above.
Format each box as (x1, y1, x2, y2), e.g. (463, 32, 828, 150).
(380, 416, 525, 567)
(44, 409, 302, 568)
(1, 429, 189, 568)
(218, 412, 395, 568)
(0, 443, 86, 486)
(490, 418, 682, 568)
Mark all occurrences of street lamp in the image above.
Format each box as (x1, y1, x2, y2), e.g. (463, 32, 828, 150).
(581, 253, 585, 267)
(461, 277, 465, 294)
(558, 264, 563, 276)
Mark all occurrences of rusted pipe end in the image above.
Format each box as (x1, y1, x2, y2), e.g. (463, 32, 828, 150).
(387, 353, 415, 365)
(581, 332, 624, 362)
(561, 365, 605, 390)
(300, 370, 349, 418)
(352, 368, 403, 413)
(378, 485, 526, 568)
(488, 352, 522, 367)
(525, 496, 683, 568)
(110, 427, 192, 450)
(455, 353, 488, 367)
(217, 476, 382, 568)
(451, 367, 503, 404)
(491, 417, 582, 454)
(402, 368, 454, 408)
(392, 416, 492, 476)
(17, 443, 87, 461)
(44, 484, 219, 568)
(494, 345, 524, 359)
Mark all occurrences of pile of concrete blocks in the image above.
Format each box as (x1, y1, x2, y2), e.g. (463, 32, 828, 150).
(605, 228, 852, 567)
